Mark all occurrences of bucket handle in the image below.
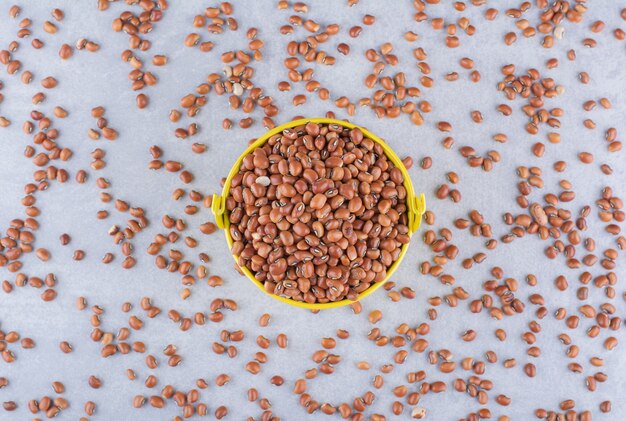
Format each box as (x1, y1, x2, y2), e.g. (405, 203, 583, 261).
(211, 193, 226, 229)
(409, 193, 426, 235)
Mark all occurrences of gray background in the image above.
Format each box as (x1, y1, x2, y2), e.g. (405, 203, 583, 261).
(0, 0, 624, 419)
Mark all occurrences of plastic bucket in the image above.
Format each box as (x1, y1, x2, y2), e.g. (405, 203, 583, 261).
(212, 118, 425, 309)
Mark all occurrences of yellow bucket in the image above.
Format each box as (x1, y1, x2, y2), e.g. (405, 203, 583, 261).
(211, 118, 426, 310)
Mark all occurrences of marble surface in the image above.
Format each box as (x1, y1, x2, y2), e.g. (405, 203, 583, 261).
(0, 0, 624, 420)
